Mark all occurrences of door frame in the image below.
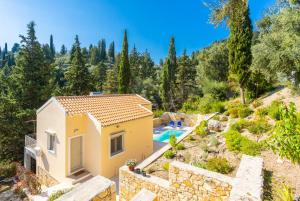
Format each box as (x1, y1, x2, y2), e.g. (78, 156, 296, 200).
(68, 135, 84, 175)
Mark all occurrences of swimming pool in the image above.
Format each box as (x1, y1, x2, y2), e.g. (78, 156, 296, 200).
(153, 129, 185, 142)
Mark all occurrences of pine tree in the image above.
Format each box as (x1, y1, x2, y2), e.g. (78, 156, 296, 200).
(92, 62, 107, 92)
(118, 30, 131, 93)
(65, 35, 91, 95)
(60, 44, 67, 55)
(161, 36, 177, 111)
(90, 46, 100, 65)
(16, 21, 51, 109)
(140, 50, 154, 79)
(50, 34, 55, 59)
(11, 43, 20, 53)
(227, 0, 252, 104)
(108, 41, 115, 63)
(104, 53, 120, 93)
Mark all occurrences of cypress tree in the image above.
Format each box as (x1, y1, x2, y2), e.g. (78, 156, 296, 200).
(108, 41, 115, 63)
(11, 43, 20, 53)
(227, 0, 252, 104)
(50, 34, 55, 59)
(60, 44, 67, 55)
(90, 46, 100, 65)
(161, 36, 177, 111)
(99, 39, 106, 61)
(118, 30, 131, 93)
(4, 43, 8, 55)
(65, 35, 91, 95)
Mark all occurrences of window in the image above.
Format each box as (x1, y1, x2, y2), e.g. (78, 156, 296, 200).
(110, 132, 124, 156)
(46, 131, 56, 153)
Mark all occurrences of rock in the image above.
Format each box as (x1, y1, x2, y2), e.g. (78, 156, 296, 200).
(208, 120, 222, 132)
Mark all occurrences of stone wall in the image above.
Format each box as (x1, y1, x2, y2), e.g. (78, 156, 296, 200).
(119, 161, 233, 201)
(56, 175, 116, 201)
(120, 155, 264, 201)
(37, 166, 58, 187)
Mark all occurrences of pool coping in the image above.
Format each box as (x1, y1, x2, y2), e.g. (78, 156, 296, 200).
(137, 113, 218, 169)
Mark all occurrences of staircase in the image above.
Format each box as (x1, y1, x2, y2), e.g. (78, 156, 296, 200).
(67, 169, 93, 185)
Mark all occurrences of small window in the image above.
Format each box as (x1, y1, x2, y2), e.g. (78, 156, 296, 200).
(110, 133, 124, 156)
(46, 131, 56, 153)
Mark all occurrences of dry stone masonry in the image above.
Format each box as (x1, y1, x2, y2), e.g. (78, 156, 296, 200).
(120, 155, 264, 201)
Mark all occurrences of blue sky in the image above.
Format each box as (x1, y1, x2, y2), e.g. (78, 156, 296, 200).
(0, 0, 274, 63)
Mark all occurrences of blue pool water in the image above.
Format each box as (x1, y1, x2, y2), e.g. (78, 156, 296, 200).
(153, 130, 185, 142)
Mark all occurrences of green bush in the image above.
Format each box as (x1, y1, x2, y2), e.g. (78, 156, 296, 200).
(153, 109, 165, 118)
(230, 119, 249, 132)
(202, 157, 233, 174)
(213, 115, 220, 121)
(256, 107, 268, 118)
(267, 100, 283, 120)
(180, 96, 225, 114)
(164, 150, 175, 159)
(238, 106, 253, 118)
(224, 129, 261, 156)
(247, 119, 271, 135)
(220, 116, 228, 121)
(196, 125, 208, 136)
(176, 143, 185, 150)
(162, 162, 170, 171)
(252, 100, 263, 108)
(0, 161, 16, 178)
(169, 135, 177, 150)
(227, 101, 252, 118)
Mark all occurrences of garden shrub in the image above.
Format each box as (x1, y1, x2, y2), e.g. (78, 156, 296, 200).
(164, 150, 175, 159)
(213, 115, 220, 121)
(153, 109, 165, 118)
(0, 161, 16, 178)
(169, 135, 177, 150)
(227, 101, 252, 118)
(256, 107, 268, 118)
(204, 157, 233, 174)
(196, 121, 208, 137)
(162, 162, 170, 171)
(267, 100, 283, 120)
(220, 116, 228, 121)
(180, 96, 225, 114)
(176, 143, 185, 150)
(224, 129, 261, 156)
(247, 118, 271, 135)
(188, 135, 195, 141)
(230, 119, 249, 132)
(252, 100, 263, 108)
(269, 102, 300, 164)
(238, 106, 253, 118)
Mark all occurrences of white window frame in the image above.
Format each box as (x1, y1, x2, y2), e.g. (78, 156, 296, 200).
(46, 131, 56, 154)
(110, 132, 124, 158)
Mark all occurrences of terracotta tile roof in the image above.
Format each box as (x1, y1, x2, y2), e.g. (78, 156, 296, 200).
(55, 94, 152, 127)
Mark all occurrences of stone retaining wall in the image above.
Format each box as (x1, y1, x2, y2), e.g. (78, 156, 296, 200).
(120, 155, 264, 201)
(120, 161, 233, 201)
(37, 166, 58, 187)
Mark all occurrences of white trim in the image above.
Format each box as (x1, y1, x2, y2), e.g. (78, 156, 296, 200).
(109, 131, 125, 159)
(87, 113, 102, 131)
(138, 104, 153, 115)
(36, 97, 66, 115)
(68, 135, 85, 175)
(46, 131, 56, 154)
(135, 94, 152, 104)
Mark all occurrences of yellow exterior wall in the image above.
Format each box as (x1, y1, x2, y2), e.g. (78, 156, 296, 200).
(36, 99, 66, 182)
(100, 116, 153, 178)
(37, 98, 153, 181)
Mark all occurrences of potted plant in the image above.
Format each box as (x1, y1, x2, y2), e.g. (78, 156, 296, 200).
(126, 159, 137, 171)
(134, 168, 141, 174)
